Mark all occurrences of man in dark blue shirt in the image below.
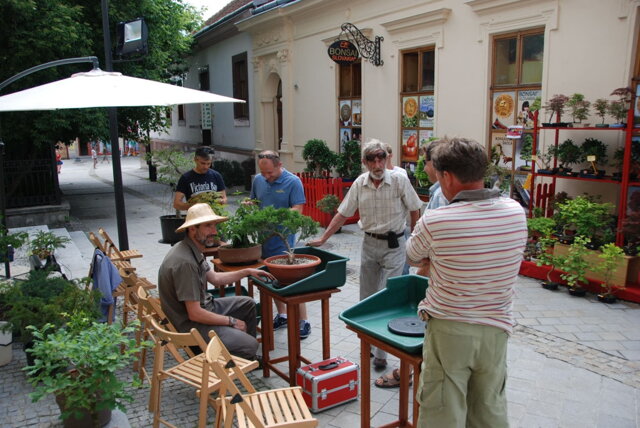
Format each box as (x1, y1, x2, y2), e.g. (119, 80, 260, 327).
(174, 147, 227, 211)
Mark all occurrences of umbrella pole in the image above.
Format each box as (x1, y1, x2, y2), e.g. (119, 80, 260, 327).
(102, 0, 129, 251)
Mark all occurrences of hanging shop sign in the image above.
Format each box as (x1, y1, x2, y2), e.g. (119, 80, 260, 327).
(328, 40, 359, 66)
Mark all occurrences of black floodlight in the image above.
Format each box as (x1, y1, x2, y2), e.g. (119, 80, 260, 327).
(115, 17, 148, 57)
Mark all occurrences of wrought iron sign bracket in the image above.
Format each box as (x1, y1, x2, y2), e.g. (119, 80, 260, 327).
(340, 23, 383, 66)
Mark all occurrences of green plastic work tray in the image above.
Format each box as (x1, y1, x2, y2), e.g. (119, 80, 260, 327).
(339, 274, 428, 354)
(250, 246, 349, 296)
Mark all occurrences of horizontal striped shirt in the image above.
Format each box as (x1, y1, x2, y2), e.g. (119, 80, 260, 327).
(407, 191, 526, 333)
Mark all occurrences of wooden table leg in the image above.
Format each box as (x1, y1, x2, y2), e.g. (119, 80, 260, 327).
(398, 361, 411, 426)
(234, 279, 242, 296)
(413, 362, 421, 425)
(287, 301, 300, 386)
(321, 297, 331, 360)
(360, 340, 371, 428)
(260, 294, 272, 378)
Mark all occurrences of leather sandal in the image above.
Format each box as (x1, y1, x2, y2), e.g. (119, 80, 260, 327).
(375, 368, 413, 388)
(373, 357, 387, 369)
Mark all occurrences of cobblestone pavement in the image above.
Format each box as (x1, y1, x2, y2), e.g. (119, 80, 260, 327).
(2, 156, 640, 427)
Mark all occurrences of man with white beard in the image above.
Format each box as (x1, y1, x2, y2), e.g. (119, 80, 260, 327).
(308, 139, 422, 375)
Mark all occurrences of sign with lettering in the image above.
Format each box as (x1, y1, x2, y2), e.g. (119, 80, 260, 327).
(201, 103, 212, 130)
(328, 40, 359, 65)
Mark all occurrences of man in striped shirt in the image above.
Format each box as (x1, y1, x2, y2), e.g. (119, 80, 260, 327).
(407, 137, 527, 427)
(308, 139, 422, 371)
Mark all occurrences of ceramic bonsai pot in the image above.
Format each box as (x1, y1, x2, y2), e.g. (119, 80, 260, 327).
(263, 254, 322, 285)
(597, 293, 617, 304)
(568, 287, 587, 297)
(218, 244, 262, 265)
(541, 281, 560, 291)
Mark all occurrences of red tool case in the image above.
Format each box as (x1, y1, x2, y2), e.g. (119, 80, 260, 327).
(295, 357, 359, 412)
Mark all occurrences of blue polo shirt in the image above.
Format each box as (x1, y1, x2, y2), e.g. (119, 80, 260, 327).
(250, 169, 306, 258)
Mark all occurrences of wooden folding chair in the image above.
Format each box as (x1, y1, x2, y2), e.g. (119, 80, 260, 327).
(88, 232, 137, 272)
(98, 227, 143, 262)
(207, 335, 317, 428)
(147, 317, 259, 428)
(117, 269, 156, 328)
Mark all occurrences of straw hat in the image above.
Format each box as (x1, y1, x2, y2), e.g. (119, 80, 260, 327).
(176, 203, 228, 232)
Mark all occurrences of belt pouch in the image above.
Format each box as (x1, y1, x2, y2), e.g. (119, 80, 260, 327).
(387, 232, 399, 249)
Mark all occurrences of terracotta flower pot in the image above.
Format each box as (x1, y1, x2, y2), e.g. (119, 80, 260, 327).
(218, 244, 262, 265)
(263, 254, 321, 285)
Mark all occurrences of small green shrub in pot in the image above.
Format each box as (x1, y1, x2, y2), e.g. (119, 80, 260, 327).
(0, 223, 28, 262)
(336, 140, 362, 179)
(567, 93, 591, 125)
(302, 139, 338, 177)
(217, 200, 271, 249)
(580, 137, 608, 172)
(593, 98, 609, 126)
(594, 243, 626, 300)
(557, 195, 614, 247)
(558, 235, 590, 294)
(556, 139, 581, 171)
(29, 231, 71, 259)
(316, 194, 341, 216)
(258, 207, 319, 264)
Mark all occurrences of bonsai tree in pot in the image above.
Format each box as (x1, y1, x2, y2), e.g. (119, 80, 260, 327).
(217, 200, 271, 264)
(536, 236, 563, 290)
(302, 139, 338, 178)
(593, 98, 609, 127)
(556, 139, 581, 174)
(336, 140, 362, 180)
(26, 314, 148, 427)
(543, 94, 570, 126)
(609, 87, 634, 127)
(535, 145, 558, 174)
(579, 137, 608, 177)
(558, 235, 590, 296)
(611, 147, 625, 180)
(593, 243, 626, 303)
(519, 133, 535, 171)
(29, 231, 71, 273)
(557, 195, 614, 248)
(567, 93, 591, 126)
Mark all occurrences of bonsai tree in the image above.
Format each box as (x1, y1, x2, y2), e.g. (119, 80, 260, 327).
(544, 94, 569, 123)
(536, 145, 557, 171)
(187, 191, 228, 218)
(556, 139, 581, 170)
(316, 194, 341, 216)
(567, 93, 591, 125)
(336, 140, 362, 179)
(558, 235, 591, 294)
(0, 223, 28, 263)
(593, 98, 609, 126)
(580, 137, 608, 169)
(608, 100, 628, 125)
(530, 96, 542, 114)
(557, 195, 615, 246)
(594, 243, 626, 299)
(257, 206, 319, 264)
(302, 139, 338, 177)
(611, 147, 625, 173)
(519, 133, 534, 169)
(536, 236, 563, 290)
(26, 315, 148, 425)
(217, 200, 270, 249)
(29, 231, 71, 259)
(527, 215, 556, 240)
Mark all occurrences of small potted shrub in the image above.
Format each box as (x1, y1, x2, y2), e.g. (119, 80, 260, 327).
(217, 200, 270, 264)
(316, 194, 342, 233)
(567, 93, 591, 126)
(543, 94, 570, 126)
(556, 139, 581, 175)
(519, 134, 534, 171)
(558, 235, 590, 296)
(535, 145, 558, 175)
(302, 139, 338, 178)
(557, 195, 615, 248)
(579, 137, 608, 178)
(26, 315, 148, 427)
(29, 231, 71, 273)
(336, 140, 362, 181)
(611, 147, 625, 180)
(0, 224, 28, 264)
(594, 243, 626, 303)
(593, 98, 609, 127)
(609, 87, 634, 128)
(536, 236, 563, 290)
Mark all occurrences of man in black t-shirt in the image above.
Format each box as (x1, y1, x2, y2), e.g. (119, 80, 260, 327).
(174, 147, 227, 211)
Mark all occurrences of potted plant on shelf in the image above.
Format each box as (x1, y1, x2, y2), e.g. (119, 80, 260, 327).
(316, 194, 342, 233)
(336, 140, 362, 181)
(302, 139, 338, 178)
(217, 200, 270, 265)
(258, 207, 320, 285)
(611, 147, 625, 181)
(593, 243, 626, 303)
(543, 94, 570, 127)
(567, 93, 591, 126)
(25, 314, 148, 427)
(557, 195, 615, 248)
(519, 134, 535, 171)
(536, 236, 563, 290)
(558, 235, 590, 296)
(594, 98, 609, 128)
(556, 139, 581, 175)
(535, 145, 558, 175)
(29, 230, 71, 273)
(621, 211, 640, 255)
(609, 87, 634, 128)
(579, 137, 608, 178)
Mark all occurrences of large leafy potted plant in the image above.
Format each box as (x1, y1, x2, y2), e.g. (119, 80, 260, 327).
(302, 139, 338, 177)
(556, 195, 614, 248)
(258, 207, 320, 285)
(217, 200, 271, 265)
(593, 243, 626, 303)
(558, 235, 590, 296)
(25, 315, 148, 427)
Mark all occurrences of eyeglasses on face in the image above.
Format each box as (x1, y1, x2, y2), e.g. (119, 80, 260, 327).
(258, 153, 279, 160)
(365, 151, 387, 162)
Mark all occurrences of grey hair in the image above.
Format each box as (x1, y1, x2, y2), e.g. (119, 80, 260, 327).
(362, 139, 388, 160)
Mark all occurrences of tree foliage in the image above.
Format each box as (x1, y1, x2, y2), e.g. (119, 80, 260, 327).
(0, 0, 201, 157)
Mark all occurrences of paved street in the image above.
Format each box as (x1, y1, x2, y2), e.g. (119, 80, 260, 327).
(2, 155, 640, 427)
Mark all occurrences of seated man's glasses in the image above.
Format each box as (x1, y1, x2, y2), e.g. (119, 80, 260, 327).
(258, 153, 279, 160)
(365, 151, 387, 162)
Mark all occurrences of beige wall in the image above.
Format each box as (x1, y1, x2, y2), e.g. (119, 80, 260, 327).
(238, 0, 640, 190)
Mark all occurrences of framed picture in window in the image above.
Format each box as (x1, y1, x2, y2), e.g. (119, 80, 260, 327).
(352, 99, 362, 126)
(401, 129, 419, 162)
(340, 128, 352, 150)
(419, 95, 434, 128)
(517, 90, 540, 128)
(492, 91, 516, 129)
(402, 96, 419, 128)
(339, 100, 352, 126)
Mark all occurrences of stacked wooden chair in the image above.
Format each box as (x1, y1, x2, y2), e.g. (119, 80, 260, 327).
(144, 315, 259, 428)
(98, 227, 143, 262)
(206, 335, 317, 428)
(88, 231, 137, 273)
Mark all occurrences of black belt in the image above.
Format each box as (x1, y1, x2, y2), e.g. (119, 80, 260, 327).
(365, 231, 404, 240)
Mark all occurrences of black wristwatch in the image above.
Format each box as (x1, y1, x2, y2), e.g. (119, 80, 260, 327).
(228, 316, 237, 327)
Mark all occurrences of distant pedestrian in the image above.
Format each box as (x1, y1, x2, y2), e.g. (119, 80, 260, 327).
(91, 146, 97, 169)
(55, 145, 63, 174)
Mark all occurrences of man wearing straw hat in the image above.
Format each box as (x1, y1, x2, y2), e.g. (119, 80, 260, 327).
(158, 203, 273, 360)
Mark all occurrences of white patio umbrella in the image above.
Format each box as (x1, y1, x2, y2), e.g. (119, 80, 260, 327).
(0, 68, 243, 111)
